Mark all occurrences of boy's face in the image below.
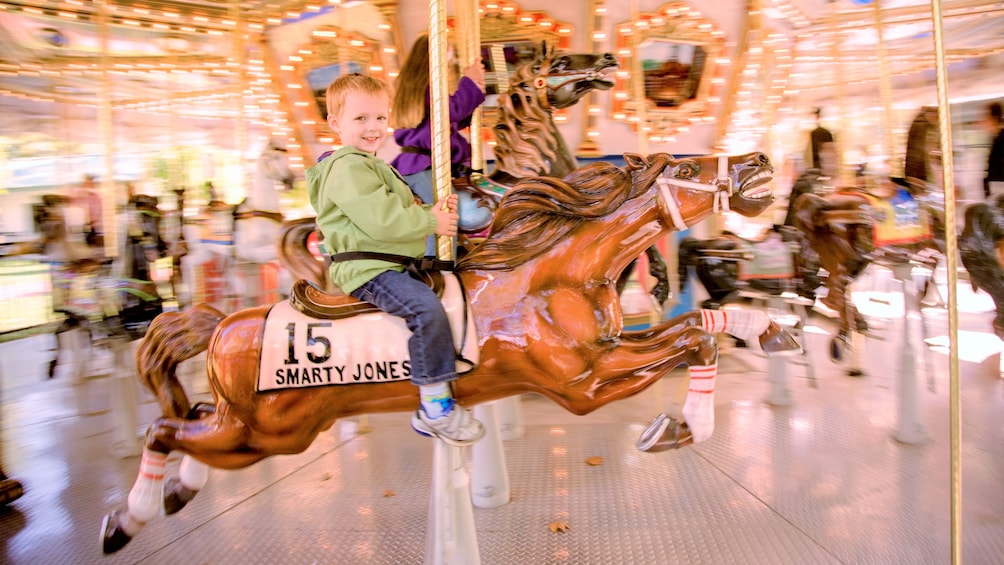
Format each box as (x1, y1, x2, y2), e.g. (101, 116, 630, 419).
(327, 90, 389, 155)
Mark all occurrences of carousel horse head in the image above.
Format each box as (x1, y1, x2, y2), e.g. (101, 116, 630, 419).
(259, 139, 296, 192)
(35, 194, 71, 247)
(513, 42, 618, 110)
(490, 46, 618, 182)
(35, 194, 100, 263)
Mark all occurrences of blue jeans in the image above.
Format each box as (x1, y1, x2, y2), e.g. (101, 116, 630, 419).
(350, 270, 457, 386)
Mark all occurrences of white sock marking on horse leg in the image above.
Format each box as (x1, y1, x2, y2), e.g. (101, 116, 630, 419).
(127, 449, 166, 525)
(683, 363, 717, 443)
(179, 455, 210, 491)
(700, 309, 769, 341)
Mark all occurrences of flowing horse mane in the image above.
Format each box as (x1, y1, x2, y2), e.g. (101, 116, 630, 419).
(491, 54, 569, 179)
(460, 154, 670, 270)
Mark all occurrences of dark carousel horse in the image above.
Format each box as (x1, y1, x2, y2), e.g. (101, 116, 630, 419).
(41, 193, 170, 378)
(101, 151, 797, 554)
(278, 45, 671, 305)
(790, 106, 946, 361)
(960, 194, 1004, 339)
(678, 225, 822, 310)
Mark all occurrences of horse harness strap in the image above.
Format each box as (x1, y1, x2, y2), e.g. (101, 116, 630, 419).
(655, 155, 734, 231)
(233, 209, 284, 223)
(533, 69, 609, 111)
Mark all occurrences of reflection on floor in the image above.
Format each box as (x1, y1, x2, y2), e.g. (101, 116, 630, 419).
(2, 268, 1004, 564)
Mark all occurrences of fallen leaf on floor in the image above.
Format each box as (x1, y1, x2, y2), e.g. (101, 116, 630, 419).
(383, 489, 395, 497)
(548, 520, 570, 533)
(585, 456, 604, 466)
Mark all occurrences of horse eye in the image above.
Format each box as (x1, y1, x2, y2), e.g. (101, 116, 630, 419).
(678, 163, 698, 178)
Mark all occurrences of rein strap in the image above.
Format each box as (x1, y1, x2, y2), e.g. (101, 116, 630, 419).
(655, 155, 734, 231)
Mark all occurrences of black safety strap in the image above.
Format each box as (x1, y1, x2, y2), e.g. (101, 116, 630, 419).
(329, 251, 455, 272)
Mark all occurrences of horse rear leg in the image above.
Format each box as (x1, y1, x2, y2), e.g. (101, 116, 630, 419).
(101, 447, 167, 554)
(101, 410, 254, 555)
(101, 450, 211, 553)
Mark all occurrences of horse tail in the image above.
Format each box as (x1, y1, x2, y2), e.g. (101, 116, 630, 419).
(136, 303, 225, 420)
(960, 202, 1004, 296)
(677, 236, 703, 295)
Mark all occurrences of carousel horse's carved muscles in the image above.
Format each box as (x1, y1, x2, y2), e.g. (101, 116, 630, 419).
(790, 106, 945, 359)
(960, 194, 1004, 339)
(678, 226, 822, 310)
(180, 140, 296, 305)
(44, 194, 170, 378)
(278, 46, 670, 303)
(101, 151, 797, 554)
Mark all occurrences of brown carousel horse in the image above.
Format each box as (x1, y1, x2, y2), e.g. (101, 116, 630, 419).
(101, 151, 797, 553)
(791, 106, 946, 362)
(278, 45, 671, 304)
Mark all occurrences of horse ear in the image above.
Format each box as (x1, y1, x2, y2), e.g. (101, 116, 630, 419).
(623, 153, 648, 171)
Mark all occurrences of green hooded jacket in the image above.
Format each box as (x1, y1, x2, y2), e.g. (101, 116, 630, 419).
(306, 146, 437, 294)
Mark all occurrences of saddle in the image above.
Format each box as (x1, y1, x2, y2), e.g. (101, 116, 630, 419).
(290, 270, 446, 320)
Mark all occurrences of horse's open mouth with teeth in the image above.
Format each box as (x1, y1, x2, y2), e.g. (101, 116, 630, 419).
(547, 52, 620, 109)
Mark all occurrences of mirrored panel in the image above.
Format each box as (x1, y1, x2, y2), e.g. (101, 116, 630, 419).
(612, 3, 728, 142)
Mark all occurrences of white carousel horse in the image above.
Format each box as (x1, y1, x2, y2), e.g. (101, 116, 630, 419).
(179, 141, 296, 308)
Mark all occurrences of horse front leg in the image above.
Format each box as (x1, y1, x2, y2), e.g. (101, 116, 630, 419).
(583, 323, 720, 444)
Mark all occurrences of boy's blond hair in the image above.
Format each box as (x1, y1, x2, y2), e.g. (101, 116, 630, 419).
(325, 73, 391, 118)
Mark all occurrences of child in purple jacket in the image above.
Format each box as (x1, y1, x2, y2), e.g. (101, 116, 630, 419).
(390, 34, 486, 206)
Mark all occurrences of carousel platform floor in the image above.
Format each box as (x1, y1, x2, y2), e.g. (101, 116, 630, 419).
(2, 270, 1004, 564)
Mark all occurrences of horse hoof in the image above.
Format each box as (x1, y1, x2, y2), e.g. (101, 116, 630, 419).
(0, 478, 24, 506)
(759, 322, 802, 356)
(101, 510, 132, 554)
(830, 335, 850, 363)
(163, 477, 197, 515)
(636, 414, 693, 452)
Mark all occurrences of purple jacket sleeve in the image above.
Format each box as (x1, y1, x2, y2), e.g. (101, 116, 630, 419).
(391, 77, 486, 176)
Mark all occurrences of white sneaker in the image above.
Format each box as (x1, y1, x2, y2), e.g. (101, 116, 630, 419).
(411, 406, 484, 446)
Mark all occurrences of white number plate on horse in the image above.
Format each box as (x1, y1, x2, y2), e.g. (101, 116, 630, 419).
(258, 300, 413, 391)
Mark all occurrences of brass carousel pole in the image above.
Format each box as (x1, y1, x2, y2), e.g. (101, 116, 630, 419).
(628, 0, 648, 157)
(577, 0, 605, 158)
(873, 0, 898, 177)
(456, 0, 484, 179)
(829, 9, 849, 186)
(97, 0, 116, 257)
(429, 0, 453, 263)
(929, 0, 962, 561)
(232, 0, 248, 196)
